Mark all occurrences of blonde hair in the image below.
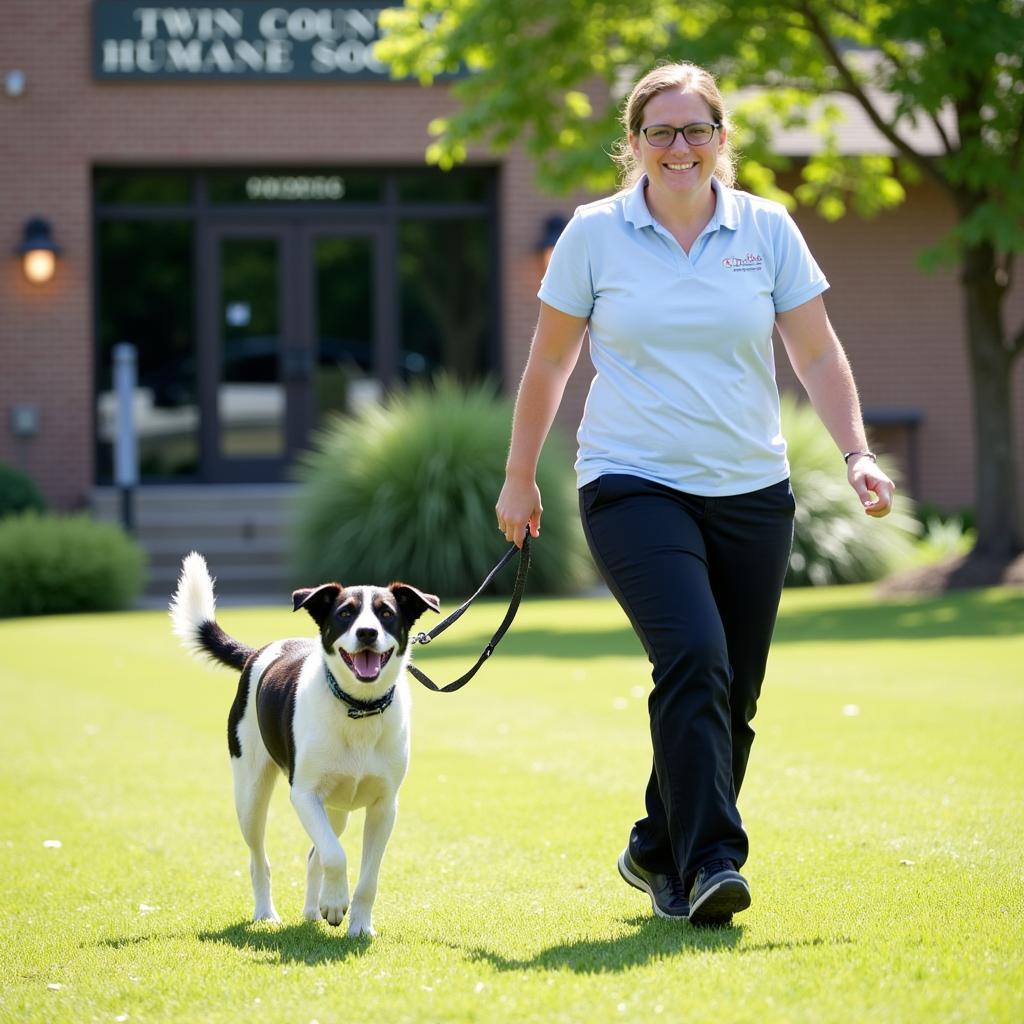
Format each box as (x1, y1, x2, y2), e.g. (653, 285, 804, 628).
(613, 62, 736, 189)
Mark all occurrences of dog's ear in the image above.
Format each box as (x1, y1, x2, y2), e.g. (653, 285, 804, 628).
(390, 583, 440, 624)
(292, 583, 342, 627)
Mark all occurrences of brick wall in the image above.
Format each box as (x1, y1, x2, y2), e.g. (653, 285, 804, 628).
(3, 0, 1022, 517)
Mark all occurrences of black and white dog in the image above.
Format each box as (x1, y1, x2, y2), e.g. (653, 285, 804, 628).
(169, 552, 438, 937)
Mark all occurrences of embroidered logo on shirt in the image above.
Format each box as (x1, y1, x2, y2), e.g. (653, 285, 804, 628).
(722, 253, 764, 271)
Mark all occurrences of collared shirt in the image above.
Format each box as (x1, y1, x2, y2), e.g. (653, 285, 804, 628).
(539, 176, 829, 496)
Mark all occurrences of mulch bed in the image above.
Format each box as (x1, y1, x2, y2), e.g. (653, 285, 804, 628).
(877, 551, 1024, 596)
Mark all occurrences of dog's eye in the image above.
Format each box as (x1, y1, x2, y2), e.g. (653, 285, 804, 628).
(337, 607, 354, 619)
(379, 607, 394, 619)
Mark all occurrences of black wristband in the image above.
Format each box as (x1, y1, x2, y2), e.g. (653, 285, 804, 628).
(843, 450, 877, 464)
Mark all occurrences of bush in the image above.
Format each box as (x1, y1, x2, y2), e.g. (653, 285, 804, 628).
(0, 463, 46, 519)
(908, 514, 975, 567)
(291, 376, 593, 596)
(783, 395, 921, 585)
(0, 513, 146, 616)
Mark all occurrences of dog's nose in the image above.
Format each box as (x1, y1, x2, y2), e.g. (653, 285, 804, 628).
(355, 627, 378, 646)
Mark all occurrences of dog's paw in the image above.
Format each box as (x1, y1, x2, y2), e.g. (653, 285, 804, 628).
(319, 897, 349, 927)
(252, 907, 282, 924)
(302, 904, 321, 922)
(346, 916, 375, 939)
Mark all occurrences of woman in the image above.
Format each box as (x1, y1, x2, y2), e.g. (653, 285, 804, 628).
(495, 61, 895, 926)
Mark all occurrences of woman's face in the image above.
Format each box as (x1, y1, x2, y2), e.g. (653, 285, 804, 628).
(629, 87, 725, 202)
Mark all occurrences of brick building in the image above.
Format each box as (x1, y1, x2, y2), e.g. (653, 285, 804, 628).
(2, 2, 1022, 590)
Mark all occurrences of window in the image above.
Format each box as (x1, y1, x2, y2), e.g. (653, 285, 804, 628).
(96, 220, 197, 479)
(94, 167, 498, 483)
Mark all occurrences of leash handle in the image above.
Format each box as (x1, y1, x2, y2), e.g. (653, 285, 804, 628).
(408, 533, 531, 694)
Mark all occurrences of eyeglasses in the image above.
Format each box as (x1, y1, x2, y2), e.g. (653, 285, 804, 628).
(641, 122, 720, 148)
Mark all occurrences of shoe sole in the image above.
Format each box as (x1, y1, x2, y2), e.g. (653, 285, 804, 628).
(616, 851, 688, 920)
(688, 876, 751, 926)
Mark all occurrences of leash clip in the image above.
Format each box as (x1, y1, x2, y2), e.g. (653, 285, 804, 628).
(412, 631, 432, 646)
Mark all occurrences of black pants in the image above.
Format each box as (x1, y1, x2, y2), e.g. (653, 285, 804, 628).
(579, 473, 794, 887)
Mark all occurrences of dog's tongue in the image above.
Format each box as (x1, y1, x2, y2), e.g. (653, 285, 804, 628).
(354, 650, 382, 679)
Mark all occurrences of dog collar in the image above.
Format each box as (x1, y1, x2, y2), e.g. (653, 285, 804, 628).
(324, 666, 396, 719)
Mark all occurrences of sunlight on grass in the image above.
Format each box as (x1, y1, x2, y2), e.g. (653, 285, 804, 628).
(1, 586, 1022, 1023)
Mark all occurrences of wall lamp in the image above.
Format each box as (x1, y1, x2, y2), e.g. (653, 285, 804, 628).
(537, 215, 568, 270)
(16, 217, 61, 285)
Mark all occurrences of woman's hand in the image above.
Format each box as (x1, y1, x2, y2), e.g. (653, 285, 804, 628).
(495, 303, 587, 549)
(495, 475, 543, 547)
(848, 456, 895, 517)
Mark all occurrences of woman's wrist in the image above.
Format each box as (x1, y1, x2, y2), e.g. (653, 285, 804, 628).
(504, 462, 538, 484)
(843, 449, 877, 465)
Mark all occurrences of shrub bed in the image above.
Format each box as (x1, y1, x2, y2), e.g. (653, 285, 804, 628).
(783, 394, 921, 585)
(0, 462, 46, 519)
(0, 513, 146, 616)
(292, 376, 593, 596)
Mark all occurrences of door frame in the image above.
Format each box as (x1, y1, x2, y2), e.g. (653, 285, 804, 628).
(197, 216, 393, 482)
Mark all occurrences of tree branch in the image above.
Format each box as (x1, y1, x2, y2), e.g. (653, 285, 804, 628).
(829, 14, 955, 156)
(794, 0, 948, 190)
(927, 108, 956, 155)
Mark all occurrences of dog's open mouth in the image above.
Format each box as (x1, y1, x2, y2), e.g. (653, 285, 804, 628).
(339, 647, 393, 682)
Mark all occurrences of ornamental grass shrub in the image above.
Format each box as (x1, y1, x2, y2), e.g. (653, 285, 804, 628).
(291, 376, 593, 596)
(0, 513, 146, 617)
(783, 394, 921, 585)
(0, 462, 46, 519)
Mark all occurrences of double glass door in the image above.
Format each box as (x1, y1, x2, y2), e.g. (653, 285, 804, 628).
(199, 220, 393, 481)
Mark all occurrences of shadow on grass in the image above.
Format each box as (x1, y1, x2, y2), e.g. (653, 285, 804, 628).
(415, 589, 1023, 664)
(94, 921, 373, 964)
(97, 917, 851, 972)
(449, 916, 851, 974)
(195, 920, 373, 964)
(772, 590, 1024, 644)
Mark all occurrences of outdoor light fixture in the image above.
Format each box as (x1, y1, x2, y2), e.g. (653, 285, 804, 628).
(5, 69, 26, 98)
(537, 215, 568, 269)
(16, 217, 60, 284)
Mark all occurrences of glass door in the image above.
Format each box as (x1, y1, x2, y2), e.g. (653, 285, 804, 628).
(199, 221, 390, 480)
(297, 224, 392, 439)
(200, 223, 297, 481)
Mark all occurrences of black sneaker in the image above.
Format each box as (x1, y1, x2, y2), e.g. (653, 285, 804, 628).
(687, 859, 750, 926)
(617, 848, 689, 918)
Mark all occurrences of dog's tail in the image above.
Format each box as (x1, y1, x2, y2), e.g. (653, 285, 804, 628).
(169, 552, 255, 671)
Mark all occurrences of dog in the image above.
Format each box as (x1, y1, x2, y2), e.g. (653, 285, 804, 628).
(169, 552, 439, 937)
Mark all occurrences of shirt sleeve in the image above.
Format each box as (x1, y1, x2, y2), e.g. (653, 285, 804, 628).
(772, 210, 829, 313)
(537, 209, 595, 318)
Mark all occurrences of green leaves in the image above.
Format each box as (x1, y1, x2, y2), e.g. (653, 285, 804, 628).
(376, 0, 1024, 253)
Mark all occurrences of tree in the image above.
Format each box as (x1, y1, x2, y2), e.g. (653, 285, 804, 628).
(378, 0, 1024, 563)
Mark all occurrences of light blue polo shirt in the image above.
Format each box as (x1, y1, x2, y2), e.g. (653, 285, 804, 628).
(539, 176, 829, 496)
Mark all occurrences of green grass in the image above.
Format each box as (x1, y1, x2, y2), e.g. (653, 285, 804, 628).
(1, 585, 1022, 1023)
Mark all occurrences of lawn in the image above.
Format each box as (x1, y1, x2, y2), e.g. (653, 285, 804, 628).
(1, 584, 1022, 1024)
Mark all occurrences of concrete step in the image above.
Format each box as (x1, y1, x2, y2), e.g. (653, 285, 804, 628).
(147, 561, 296, 598)
(91, 484, 300, 517)
(146, 536, 291, 565)
(91, 485, 299, 599)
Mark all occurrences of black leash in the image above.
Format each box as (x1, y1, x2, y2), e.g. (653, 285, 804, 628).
(408, 533, 532, 693)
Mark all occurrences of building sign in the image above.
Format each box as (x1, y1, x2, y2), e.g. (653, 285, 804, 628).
(245, 175, 346, 199)
(93, 2, 398, 79)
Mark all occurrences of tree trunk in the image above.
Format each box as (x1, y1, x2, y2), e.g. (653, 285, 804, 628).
(960, 241, 1023, 559)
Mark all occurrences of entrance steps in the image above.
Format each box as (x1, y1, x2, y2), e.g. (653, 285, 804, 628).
(91, 484, 301, 601)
